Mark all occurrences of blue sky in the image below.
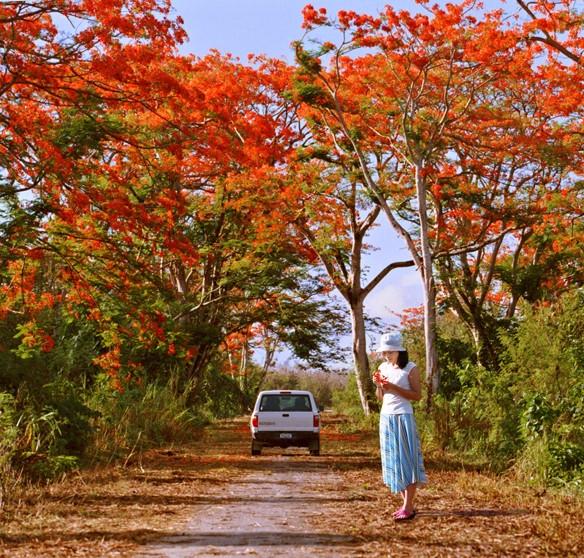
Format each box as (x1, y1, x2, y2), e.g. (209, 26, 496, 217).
(170, 0, 425, 357)
(171, 0, 420, 61)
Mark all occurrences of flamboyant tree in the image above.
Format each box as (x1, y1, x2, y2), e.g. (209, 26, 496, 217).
(435, 129, 582, 368)
(295, 2, 541, 407)
(516, 0, 583, 65)
(0, 0, 188, 383)
(3, 0, 581, 407)
(0, 0, 186, 209)
(433, 0, 584, 367)
(0, 0, 186, 288)
(2, 36, 341, 396)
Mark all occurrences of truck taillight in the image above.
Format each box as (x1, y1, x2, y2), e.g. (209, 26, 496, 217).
(252, 415, 259, 428)
(313, 414, 320, 428)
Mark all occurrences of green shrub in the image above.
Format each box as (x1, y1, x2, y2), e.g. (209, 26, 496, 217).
(331, 373, 362, 417)
(500, 292, 584, 487)
(26, 455, 80, 482)
(406, 291, 584, 486)
(415, 363, 522, 470)
(0, 393, 19, 506)
(0, 389, 84, 490)
(330, 373, 379, 432)
(40, 379, 97, 456)
(198, 363, 249, 419)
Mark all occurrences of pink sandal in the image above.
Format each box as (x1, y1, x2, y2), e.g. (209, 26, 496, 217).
(392, 506, 417, 517)
(394, 508, 416, 521)
(392, 506, 404, 517)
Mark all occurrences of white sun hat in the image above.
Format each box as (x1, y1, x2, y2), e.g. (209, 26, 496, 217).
(375, 332, 405, 353)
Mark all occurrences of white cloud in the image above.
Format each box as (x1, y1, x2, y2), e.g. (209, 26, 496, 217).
(364, 267, 422, 322)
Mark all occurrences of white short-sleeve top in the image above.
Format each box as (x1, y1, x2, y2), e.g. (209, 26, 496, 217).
(379, 361, 416, 415)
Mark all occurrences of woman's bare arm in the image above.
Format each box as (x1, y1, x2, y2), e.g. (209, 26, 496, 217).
(375, 384, 384, 401)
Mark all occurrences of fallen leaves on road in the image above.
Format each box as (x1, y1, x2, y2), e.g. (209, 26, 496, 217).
(0, 414, 582, 557)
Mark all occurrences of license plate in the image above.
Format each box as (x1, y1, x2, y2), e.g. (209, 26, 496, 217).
(279, 433, 292, 439)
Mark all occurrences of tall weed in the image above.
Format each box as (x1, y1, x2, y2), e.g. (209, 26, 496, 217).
(0, 393, 19, 507)
(87, 375, 205, 460)
(0, 389, 83, 505)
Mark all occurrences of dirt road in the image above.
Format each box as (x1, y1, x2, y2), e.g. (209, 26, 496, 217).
(135, 456, 358, 557)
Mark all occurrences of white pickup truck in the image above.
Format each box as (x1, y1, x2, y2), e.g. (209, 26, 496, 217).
(250, 390, 320, 456)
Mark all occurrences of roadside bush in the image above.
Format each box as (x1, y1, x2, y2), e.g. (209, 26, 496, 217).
(330, 373, 379, 432)
(0, 309, 101, 483)
(421, 291, 584, 484)
(419, 363, 522, 470)
(331, 373, 361, 416)
(263, 368, 301, 391)
(0, 393, 19, 507)
(0, 387, 86, 496)
(37, 379, 97, 456)
(199, 362, 249, 419)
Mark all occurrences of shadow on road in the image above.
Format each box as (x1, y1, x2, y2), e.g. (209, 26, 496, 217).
(43, 492, 364, 508)
(416, 508, 532, 518)
(156, 531, 358, 548)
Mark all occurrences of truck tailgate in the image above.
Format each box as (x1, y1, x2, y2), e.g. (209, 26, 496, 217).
(257, 411, 315, 431)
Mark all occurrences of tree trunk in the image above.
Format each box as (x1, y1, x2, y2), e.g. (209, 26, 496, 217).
(469, 317, 499, 371)
(185, 344, 214, 404)
(415, 162, 440, 410)
(348, 296, 373, 416)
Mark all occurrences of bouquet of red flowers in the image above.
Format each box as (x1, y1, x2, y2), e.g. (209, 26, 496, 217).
(372, 368, 391, 387)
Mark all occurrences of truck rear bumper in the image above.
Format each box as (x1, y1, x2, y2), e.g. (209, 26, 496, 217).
(252, 431, 319, 447)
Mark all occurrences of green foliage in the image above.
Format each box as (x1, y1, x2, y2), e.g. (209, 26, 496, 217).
(1, 308, 99, 459)
(198, 361, 248, 419)
(433, 342, 468, 401)
(266, 295, 348, 370)
(0, 388, 84, 493)
(411, 290, 584, 488)
(263, 369, 301, 391)
(499, 291, 584, 488)
(421, 363, 522, 470)
(331, 373, 361, 417)
(549, 442, 584, 477)
(27, 455, 80, 482)
(0, 393, 19, 505)
(292, 42, 323, 75)
(288, 81, 332, 106)
(52, 104, 124, 159)
(522, 394, 558, 439)
(0, 304, 100, 487)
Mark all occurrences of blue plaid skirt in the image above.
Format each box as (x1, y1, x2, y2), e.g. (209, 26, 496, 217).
(379, 413, 427, 493)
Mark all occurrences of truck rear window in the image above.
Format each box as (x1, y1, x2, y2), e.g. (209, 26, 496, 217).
(259, 394, 312, 412)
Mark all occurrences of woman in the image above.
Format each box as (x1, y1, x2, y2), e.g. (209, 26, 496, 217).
(372, 332, 427, 521)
